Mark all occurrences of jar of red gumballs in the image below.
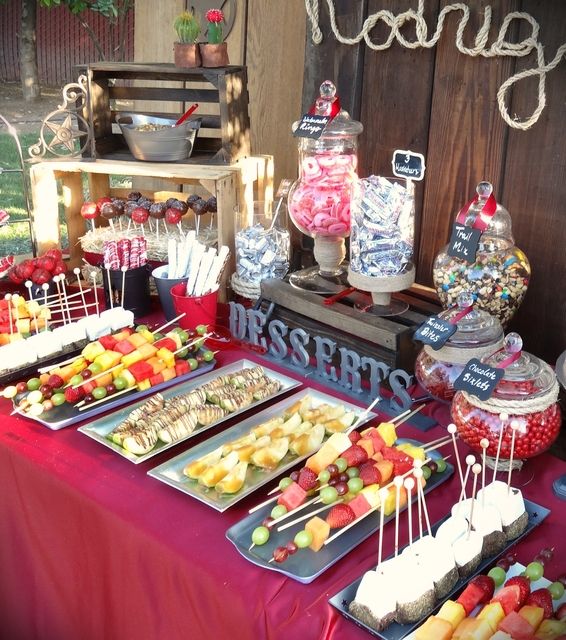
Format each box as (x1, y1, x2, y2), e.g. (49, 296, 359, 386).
(452, 333, 561, 460)
(288, 80, 363, 293)
(415, 293, 504, 403)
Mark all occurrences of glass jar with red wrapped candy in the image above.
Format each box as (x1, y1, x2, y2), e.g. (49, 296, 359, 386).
(415, 294, 504, 403)
(452, 333, 561, 460)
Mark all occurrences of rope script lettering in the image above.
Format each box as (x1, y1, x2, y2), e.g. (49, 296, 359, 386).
(305, 0, 566, 130)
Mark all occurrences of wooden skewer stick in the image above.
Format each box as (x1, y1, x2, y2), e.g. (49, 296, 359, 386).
(417, 472, 432, 537)
(248, 493, 280, 514)
(120, 266, 127, 308)
(44, 288, 93, 310)
(105, 264, 114, 309)
(91, 272, 100, 316)
(492, 412, 509, 482)
(466, 463, 482, 540)
(151, 313, 187, 335)
(480, 438, 489, 507)
(268, 496, 320, 527)
(423, 433, 453, 450)
(393, 475, 403, 556)
(277, 499, 344, 532)
(38, 354, 87, 374)
(458, 454, 476, 504)
(345, 394, 383, 435)
(377, 487, 389, 569)
(5, 294, 13, 335)
(447, 423, 464, 491)
(405, 477, 415, 548)
(42, 284, 50, 330)
(77, 386, 134, 410)
(507, 420, 520, 494)
(392, 403, 426, 427)
(54, 276, 67, 325)
(73, 268, 88, 317)
(413, 467, 424, 539)
(24, 281, 40, 334)
(59, 276, 73, 324)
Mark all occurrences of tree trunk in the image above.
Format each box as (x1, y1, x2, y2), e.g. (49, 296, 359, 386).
(20, 0, 40, 101)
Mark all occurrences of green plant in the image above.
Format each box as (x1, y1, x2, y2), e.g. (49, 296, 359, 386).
(174, 11, 201, 44)
(205, 9, 224, 44)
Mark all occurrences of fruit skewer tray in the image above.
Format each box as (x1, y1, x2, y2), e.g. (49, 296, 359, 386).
(78, 360, 301, 464)
(225, 439, 453, 584)
(148, 388, 376, 512)
(329, 499, 550, 640)
(13, 354, 216, 430)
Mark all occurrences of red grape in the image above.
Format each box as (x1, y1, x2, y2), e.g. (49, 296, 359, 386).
(556, 603, 566, 621)
(290, 470, 300, 482)
(428, 461, 438, 473)
(328, 478, 339, 487)
(285, 541, 298, 555)
(338, 473, 349, 484)
(557, 574, 566, 587)
(81, 369, 92, 379)
(16, 381, 27, 394)
(40, 385, 53, 399)
(84, 394, 94, 404)
(261, 517, 275, 529)
(273, 546, 289, 563)
(326, 464, 339, 477)
(335, 482, 348, 496)
(496, 558, 511, 571)
(106, 384, 116, 395)
(538, 547, 554, 560)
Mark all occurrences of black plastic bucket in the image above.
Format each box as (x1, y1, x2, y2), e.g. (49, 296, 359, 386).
(102, 265, 151, 318)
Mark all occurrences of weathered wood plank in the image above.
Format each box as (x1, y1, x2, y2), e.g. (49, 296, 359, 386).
(500, 0, 566, 361)
(108, 86, 219, 103)
(60, 172, 86, 269)
(417, 0, 520, 286)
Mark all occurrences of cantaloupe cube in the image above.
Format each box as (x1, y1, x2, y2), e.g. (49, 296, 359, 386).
(478, 602, 505, 632)
(0, 333, 9, 345)
(357, 438, 374, 458)
(306, 444, 340, 475)
(127, 332, 147, 348)
(147, 357, 166, 375)
(162, 367, 176, 382)
(415, 616, 453, 640)
(376, 421, 397, 446)
(95, 373, 113, 388)
(374, 460, 394, 485)
(305, 516, 330, 552)
(453, 618, 492, 640)
(534, 619, 566, 639)
(437, 600, 466, 630)
(518, 605, 544, 631)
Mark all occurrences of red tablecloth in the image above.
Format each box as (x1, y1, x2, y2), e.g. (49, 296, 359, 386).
(0, 349, 565, 640)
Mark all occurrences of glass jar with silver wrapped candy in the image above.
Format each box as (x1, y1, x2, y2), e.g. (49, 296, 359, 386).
(234, 201, 290, 292)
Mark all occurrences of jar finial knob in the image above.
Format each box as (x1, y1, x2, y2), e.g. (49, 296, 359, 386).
(319, 80, 336, 99)
(504, 332, 523, 354)
(457, 291, 474, 309)
(476, 181, 493, 199)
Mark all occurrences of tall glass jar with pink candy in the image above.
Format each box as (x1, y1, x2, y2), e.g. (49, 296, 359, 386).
(288, 81, 363, 294)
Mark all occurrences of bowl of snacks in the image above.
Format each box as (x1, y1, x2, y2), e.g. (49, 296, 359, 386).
(116, 113, 201, 162)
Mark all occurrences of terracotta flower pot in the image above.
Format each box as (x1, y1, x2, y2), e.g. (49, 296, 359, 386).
(199, 43, 229, 68)
(174, 42, 201, 68)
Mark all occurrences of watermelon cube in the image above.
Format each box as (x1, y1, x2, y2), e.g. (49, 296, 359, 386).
(347, 493, 371, 519)
(478, 602, 505, 632)
(114, 339, 135, 355)
(360, 427, 386, 453)
(491, 585, 521, 616)
(498, 611, 535, 640)
(457, 583, 487, 616)
(437, 600, 466, 630)
(453, 618, 492, 640)
(164, 331, 182, 349)
(81, 381, 96, 395)
(98, 334, 117, 350)
(415, 616, 453, 640)
(128, 360, 153, 382)
(305, 516, 330, 552)
(393, 460, 414, 476)
(149, 373, 164, 387)
(153, 337, 177, 352)
(277, 482, 307, 512)
(175, 359, 190, 377)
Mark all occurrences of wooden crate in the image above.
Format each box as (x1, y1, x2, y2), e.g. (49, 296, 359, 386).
(28, 156, 274, 301)
(77, 62, 251, 163)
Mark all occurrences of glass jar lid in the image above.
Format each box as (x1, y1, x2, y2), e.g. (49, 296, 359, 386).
(292, 80, 363, 138)
(483, 333, 558, 400)
(457, 182, 514, 242)
(439, 292, 503, 348)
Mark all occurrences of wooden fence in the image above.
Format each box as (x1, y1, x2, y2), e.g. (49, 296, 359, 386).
(0, 1, 134, 87)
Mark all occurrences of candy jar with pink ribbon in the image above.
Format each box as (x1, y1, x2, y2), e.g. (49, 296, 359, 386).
(433, 181, 530, 326)
(288, 80, 363, 294)
(451, 332, 561, 463)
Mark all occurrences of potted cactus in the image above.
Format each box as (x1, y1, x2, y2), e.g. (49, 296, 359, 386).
(200, 9, 229, 68)
(174, 11, 201, 68)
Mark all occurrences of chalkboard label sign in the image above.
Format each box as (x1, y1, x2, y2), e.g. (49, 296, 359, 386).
(414, 315, 457, 349)
(447, 223, 482, 262)
(454, 358, 504, 400)
(391, 150, 426, 181)
(293, 114, 330, 139)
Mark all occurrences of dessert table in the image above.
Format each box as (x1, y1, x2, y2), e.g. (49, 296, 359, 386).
(0, 348, 564, 640)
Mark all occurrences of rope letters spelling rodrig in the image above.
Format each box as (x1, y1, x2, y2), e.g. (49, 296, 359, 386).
(304, 0, 566, 131)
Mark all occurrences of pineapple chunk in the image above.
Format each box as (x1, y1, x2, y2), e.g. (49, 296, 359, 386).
(436, 600, 466, 631)
(477, 602, 505, 632)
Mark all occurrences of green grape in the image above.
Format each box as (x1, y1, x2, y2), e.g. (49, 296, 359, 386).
(294, 530, 313, 549)
(27, 377, 41, 391)
(153, 332, 164, 341)
(251, 526, 270, 546)
(203, 350, 215, 362)
(525, 561, 544, 581)
(347, 477, 364, 494)
(69, 374, 83, 387)
(435, 458, 447, 473)
(113, 376, 127, 391)
(92, 387, 107, 400)
(177, 330, 189, 344)
(346, 467, 360, 479)
(271, 505, 287, 519)
(187, 358, 198, 371)
(320, 486, 338, 505)
(487, 566, 506, 587)
(51, 393, 66, 407)
(136, 324, 148, 333)
(549, 581, 565, 600)
(335, 457, 348, 473)
(27, 390, 43, 404)
(318, 469, 331, 484)
(421, 465, 432, 480)
(278, 477, 293, 491)
(176, 348, 189, 359)
(196, 324, 208, 335)
(88, 362, 103, 375)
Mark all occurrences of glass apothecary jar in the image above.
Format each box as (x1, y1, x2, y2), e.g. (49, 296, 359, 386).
(415, 294, 504, 403)
(288, 80, 363, 294)
(451, 333, 561, 460)
(433, 182, 530, 326)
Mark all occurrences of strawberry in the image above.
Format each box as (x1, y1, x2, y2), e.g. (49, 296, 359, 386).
(342, 444, 368, 468)
(470, 575, 495, 603)
(505, 576, 531, 607)
(48, 374, 64, 390)
(64, 386, 84, 404)
(526, 588, 553, 619)
(298, 467, 318, 491)
(348, 430, 361, 443)
(359, 461, 381, 486)
(326, 504, 355, 529)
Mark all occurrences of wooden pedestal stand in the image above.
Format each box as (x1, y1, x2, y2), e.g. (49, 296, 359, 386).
(347, 267, 416, 307)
